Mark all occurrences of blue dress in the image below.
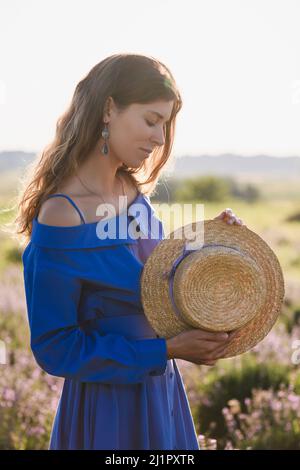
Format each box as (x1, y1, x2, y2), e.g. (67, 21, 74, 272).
(22, 190, 200, 450)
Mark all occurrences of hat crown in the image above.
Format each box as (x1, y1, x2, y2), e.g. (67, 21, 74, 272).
(172, 244, 266, 331)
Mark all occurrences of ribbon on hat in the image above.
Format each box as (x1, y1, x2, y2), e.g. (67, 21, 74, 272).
(163, 242, 241, 323)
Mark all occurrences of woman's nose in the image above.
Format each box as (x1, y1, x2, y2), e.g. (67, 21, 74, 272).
(152, 127, 165, 147)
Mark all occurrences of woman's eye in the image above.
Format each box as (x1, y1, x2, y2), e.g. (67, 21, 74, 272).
(145, 119, 155, 127)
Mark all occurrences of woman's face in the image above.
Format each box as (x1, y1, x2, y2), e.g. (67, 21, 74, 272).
(105, 99, 174, 168)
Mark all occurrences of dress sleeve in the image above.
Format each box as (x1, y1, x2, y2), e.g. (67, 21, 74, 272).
(22, 245, 168, 384)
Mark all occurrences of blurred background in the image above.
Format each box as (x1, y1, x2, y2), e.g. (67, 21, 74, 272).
(0, 0, 300, 450)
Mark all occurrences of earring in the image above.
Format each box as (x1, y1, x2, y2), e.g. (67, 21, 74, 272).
(101, 122, 109, 155)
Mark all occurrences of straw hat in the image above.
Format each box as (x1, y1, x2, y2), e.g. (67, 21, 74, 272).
(140, 219, 285, 357)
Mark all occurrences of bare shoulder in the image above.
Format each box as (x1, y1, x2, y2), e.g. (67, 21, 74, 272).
(37, 196, 83, 227)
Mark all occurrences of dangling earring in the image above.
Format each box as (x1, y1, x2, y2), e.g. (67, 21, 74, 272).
(101, 122, 109, 155)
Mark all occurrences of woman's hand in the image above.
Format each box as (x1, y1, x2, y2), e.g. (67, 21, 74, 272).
(166, 328, 238, 365)
(213, 208, 246, 226)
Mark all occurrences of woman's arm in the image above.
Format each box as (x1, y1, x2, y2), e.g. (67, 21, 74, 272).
(23, 246, 168, 385)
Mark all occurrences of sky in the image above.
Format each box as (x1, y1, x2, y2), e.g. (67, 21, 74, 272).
(0, 0, 300, 158)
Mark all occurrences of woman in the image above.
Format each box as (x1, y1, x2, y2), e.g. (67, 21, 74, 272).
(15, 53, 244, 450)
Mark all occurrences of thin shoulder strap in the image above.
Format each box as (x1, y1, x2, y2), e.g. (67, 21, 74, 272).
(41, 193, 86, 224)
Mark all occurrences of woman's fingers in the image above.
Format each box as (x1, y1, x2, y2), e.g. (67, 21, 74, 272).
(201, 341, 230, 365)
(194, 329, 229, 341)
(227, 216, 243, 225)
(203, 330, 239, 362)
(214, 208, 246, 226)
(192, 329, 240, 366)
(212, 330, 240, 357)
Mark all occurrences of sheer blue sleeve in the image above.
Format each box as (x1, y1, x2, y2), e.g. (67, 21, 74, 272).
(22, 245, 168, 384)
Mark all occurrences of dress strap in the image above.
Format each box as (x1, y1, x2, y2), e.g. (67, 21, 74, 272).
(40, 194, 86, 224)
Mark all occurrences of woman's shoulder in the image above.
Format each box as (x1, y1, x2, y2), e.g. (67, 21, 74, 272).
(37, 196, 84, 227)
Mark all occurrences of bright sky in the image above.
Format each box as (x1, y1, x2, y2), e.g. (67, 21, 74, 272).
(1, 0, 300, 157)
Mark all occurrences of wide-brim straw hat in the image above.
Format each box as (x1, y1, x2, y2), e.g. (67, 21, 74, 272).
(140, 219, 285, 358)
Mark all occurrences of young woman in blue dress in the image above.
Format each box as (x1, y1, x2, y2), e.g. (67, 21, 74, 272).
(14, 53, 245, 449)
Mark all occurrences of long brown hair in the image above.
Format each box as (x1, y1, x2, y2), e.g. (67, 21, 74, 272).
(11, 53, 182, 246)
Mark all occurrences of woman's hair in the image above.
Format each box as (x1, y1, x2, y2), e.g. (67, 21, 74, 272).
(9, 53, 182, 246)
